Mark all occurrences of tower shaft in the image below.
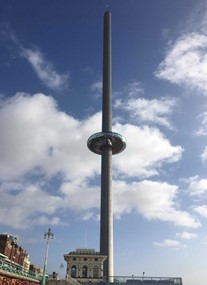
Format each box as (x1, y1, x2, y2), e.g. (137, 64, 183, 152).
(102, 11, 112, 132)
(100, 146, 113, 280)
(100, 11, 113, 280)
(87, 10, 126, 282)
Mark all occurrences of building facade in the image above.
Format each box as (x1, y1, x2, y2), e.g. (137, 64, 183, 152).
(0, 234, 44, 278)
(64, 249, 107, 283)
(0, 234, 31, 272)
(29, 264, 43, 277)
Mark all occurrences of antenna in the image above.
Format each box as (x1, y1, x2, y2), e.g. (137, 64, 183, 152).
(84, 226, 88, 248)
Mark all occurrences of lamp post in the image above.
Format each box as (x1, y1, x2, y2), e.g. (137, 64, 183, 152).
(42, 228, 53, 285)
(60, 263, 64, 280)
(143, 272, 145, 281)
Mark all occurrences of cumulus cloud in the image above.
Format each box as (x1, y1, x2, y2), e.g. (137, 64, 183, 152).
(0, 182, 64, 229)
(0, 93, 187, 229)
(195, 112, 207, 136)
(115, 96, 177, 129)
(91, 81, 102, 94)
(0, 178, 200, 229)
(182, 175, 207, 196)
(125, 82, 144, 98)
(60, 181, 100, 212)
(113, 123, 183, 178)
(194, 205, 207, 217)
(153, 239, 185, 249)
(155, 33, 207, 93)
(176, 231, 197, 240)
(0, 93, 100, 180)
(194, 112, 207, 162)
(90, 80, 102, 101)
(0, 93, 183, 181)
(201, 146, 207, 162)
(20, 47, 69, 91)
(113, 180, 200, 228)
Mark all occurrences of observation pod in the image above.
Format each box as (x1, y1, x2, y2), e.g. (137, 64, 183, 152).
(87, 132, 126, 155)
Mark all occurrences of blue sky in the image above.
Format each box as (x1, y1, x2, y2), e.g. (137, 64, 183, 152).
(1, 1, 207, 284)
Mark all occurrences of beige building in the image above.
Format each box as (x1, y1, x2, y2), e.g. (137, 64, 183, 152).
(64, 249, 107, 283)
(23, 254, 31, 272)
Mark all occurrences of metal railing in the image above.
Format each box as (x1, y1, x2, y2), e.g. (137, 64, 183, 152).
(81, 276, 183, 285)
(0, 255, 41, 281)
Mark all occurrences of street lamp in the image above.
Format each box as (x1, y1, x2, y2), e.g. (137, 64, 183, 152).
(42, 228, 54, 285)
(60, 263, 64, 280)
(142, 272, 145, 281)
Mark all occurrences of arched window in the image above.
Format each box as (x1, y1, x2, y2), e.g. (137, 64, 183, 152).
(71, 265, 77, 278)
(93, 265, 99, 278)
(82, 265, 87, 278)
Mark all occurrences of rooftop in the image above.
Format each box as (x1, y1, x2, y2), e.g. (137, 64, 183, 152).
(68, 248, 100, 255)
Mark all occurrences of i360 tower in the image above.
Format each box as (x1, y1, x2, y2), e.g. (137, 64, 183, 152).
(87, 11, 126, 281)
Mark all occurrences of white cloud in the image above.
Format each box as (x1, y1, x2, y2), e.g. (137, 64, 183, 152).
(183, 175, 207, 196)
(184, 2, 207, 36)
(153, 239, 185, 249)
(113, 180, 200, 228)
(21, 47, 69, 91)
(201, 146, 207, 162)
(60, 180, 100, 211)
(126, 82, 144, 98)
(115, 96, 177, 129)
(91, 81, 102, 94)
(0, 177, 101, 229)
(0, 178, 199, 229)
(0, 93, 183, 181)
(195, 112, 207, 136)
(0, 182, 64, 229)
(194, 205, 207, 217)
(194, 112, 207, 161)
(3, 30, 69, 91)
(0, 93, 187, 229)
(155, 33, 207, 93)
(33, 216, 65, 226)
(90, 81, 102, 101)
(113, 123, 183, 178)
(81, 211, 99, 221)
(176, 231, 197, 240)
(0, 93, 100, 180)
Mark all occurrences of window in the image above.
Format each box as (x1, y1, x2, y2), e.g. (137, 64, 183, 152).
(71, 265, 77, 278)
(82, 265, 87, 278)
(93, 265, 99, 278)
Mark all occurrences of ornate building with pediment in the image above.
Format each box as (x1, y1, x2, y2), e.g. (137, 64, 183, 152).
(64, 248, 107, 283)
